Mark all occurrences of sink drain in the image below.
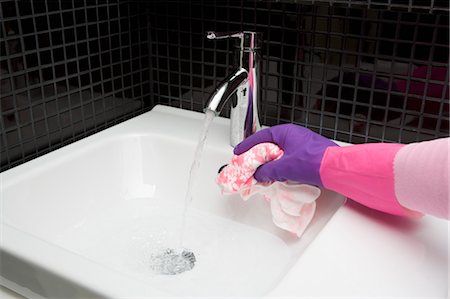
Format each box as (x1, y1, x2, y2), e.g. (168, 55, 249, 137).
(149, 248, 196, 275)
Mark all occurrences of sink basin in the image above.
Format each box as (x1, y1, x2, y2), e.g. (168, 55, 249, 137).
(0, 105, 345, 298)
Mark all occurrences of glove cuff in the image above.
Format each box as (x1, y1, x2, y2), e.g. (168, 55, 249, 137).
(319, 144, 421, 217)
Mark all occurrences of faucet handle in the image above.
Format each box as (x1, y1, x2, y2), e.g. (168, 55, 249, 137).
(206, 31, 262, 50)
(206, 31, 243, 40)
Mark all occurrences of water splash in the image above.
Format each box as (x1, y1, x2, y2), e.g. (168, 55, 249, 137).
(148, 248, 196, 275)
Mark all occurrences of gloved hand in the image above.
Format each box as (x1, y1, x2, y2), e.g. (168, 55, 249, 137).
(234, 124, 338, 187)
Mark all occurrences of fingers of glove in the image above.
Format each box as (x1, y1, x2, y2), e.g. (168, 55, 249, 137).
(253, 158, 287, 182)
(233, 128, 274, 155)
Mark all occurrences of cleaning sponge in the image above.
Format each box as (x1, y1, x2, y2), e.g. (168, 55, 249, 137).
(216, 143, 320, 237)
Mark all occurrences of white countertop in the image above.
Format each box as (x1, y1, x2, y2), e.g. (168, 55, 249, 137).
(269, 199, 449, 298)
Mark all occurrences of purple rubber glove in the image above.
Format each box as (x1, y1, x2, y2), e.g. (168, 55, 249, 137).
(234, 124, 338, 187)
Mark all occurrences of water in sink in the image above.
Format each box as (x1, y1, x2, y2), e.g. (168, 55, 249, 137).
(55, 197, 291, 297)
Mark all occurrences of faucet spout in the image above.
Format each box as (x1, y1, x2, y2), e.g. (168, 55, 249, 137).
(204, 68, 248, 115)
(204, 31, 262, 147)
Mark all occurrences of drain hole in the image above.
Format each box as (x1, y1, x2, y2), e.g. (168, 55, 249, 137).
(149, 248, 196, 275)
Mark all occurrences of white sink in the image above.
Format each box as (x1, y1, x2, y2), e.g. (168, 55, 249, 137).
(0, 105, 346, 298)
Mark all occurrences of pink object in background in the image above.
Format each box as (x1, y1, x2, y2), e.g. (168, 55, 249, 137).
(216, 143, 320, 237)
(396, 66, 449, 99)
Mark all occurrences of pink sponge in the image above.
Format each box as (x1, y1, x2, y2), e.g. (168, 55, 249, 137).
(216, 143, 320, 238)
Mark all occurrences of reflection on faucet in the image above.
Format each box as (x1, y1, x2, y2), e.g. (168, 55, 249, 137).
(204, 31, 262, 147)
(203, 68, 248, 115)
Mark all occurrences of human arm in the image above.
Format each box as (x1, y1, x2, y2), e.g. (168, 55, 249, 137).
(235, 124, 449, 219)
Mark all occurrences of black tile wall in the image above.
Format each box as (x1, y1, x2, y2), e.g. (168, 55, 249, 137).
(149, 0, 449, 145)
(1, 0, 152, 171)
(293, 0, 449, 13)
(1, 0, 449, 171)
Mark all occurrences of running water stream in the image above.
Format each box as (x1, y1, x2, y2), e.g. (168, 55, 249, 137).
(148, 110, 216, 275)
(179, 110, 216, 245)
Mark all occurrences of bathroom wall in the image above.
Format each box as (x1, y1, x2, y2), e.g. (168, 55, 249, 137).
(148, 0, 449, 144)
(0, 0, 152, 171)
(1, 0, 449, 171)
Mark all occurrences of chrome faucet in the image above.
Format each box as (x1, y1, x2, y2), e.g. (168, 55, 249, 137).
(204, 31, 262, 147)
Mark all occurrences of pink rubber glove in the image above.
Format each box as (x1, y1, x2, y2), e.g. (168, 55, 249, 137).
(233, 124, 427, 218)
